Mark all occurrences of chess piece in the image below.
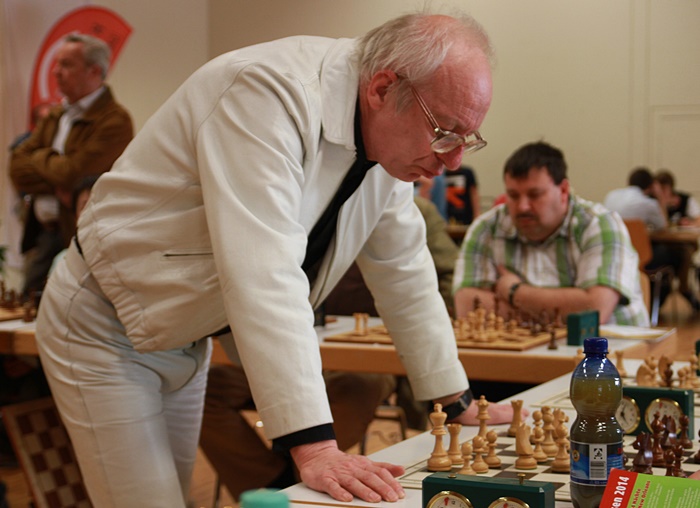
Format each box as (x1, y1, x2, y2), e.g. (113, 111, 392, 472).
(664, 448, 676, 477)
(477, 396, 490, 438)
(658, 355, 674, 387)
(672, 443, 688, 478)
(447, 423, 464, 467)
(532, 425, 548, 463)
(547, 328, 558, 350)
(679, 415, 693, 449)
(530, 410, 543, 444)
(614, 350, 628, 378)
(427, 404, 452, 472)
(651, 411, 667, 467)
(661, 415, 678, 450)
(457, 441, 476, 475)
(541, 407, 558, 457)
(695, 428, 700, 464)
(471, 435, 489, 473)
(553, 409, 570, 451)
(551, 421, 570, 473)
(631, 432, 653, 474)
(514, 423, 537, 470)
(484, 430, 501, 468)
(353, 312, 369, 336)
(508, 400, 524, 437)
(636, 357, 658, 387)
(688, 354, 700, 389)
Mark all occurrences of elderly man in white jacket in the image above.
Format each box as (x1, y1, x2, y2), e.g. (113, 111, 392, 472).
(36, 12, 514, 507)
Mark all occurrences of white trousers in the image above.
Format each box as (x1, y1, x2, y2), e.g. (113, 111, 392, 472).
(36, 245, 212, 507)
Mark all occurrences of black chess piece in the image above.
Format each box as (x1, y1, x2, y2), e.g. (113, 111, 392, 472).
(631, 432, 653, 474)
(672, 443, 688, 478)
(695, 427, 700, 464)
(651, 412, 667, 467)
(664, 448, 676, 476)
(661, 415, 678, 450)
(678, 415, 693, 449)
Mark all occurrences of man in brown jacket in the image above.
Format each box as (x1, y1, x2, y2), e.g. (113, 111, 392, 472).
(10, 33, 133, 296)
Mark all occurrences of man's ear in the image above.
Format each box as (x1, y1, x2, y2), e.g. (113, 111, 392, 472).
(560, 178, 570, 202)
(365, 70, 399, 111)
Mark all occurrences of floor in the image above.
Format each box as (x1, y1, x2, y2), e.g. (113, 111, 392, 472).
(2, 292, 699, 507)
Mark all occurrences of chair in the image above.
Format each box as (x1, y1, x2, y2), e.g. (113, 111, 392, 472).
(1, 397, 91, 508)
(623, 219, 675, 326)
(359, 401, 409, 455)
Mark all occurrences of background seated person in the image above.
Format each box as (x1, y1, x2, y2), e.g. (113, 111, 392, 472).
(655, 169, 700, 310)
(453, 141, 649, 327)
(603, 167, 668, 231)
(656, 169, 700, 227)
(604, 167, 682, 307)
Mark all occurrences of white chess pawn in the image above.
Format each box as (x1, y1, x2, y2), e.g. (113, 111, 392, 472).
(471, 435, 489, 473)
(484, 430, 502, 467)
(457, 441, 476, 475)
(532, 425, 548, 463)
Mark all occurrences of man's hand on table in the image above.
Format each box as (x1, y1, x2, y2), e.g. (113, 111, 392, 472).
(291, 440, 406, 503)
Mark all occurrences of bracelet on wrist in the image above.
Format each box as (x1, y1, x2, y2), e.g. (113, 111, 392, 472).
(508, 282, 523, 307)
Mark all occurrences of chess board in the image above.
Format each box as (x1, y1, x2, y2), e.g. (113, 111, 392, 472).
(2, 397, 91, 508)
(0, 306, 25, 322)
(398, 433, 700, 503)
(324, 324, 567, 351)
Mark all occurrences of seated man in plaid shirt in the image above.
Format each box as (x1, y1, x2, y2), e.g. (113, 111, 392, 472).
(453, 141, 649, 327)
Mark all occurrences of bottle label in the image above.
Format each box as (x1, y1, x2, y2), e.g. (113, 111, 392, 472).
(570, 440, 624, 486)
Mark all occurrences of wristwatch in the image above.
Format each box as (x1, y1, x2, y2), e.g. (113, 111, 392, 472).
(440, 390, 474, 421)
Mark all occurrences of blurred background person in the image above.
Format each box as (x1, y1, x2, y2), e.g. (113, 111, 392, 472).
(9, 33, 133, 298)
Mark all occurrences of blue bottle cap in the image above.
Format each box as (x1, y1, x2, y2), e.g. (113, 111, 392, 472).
(240, 489, 289, 508)
(583, 336, 608, 354)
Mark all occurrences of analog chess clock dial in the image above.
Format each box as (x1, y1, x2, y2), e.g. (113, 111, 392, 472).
(488, 497, 530, 508)
(644, 397, 683, 429)
(426, 491, 474, 508)
(616, 395, 641, 433)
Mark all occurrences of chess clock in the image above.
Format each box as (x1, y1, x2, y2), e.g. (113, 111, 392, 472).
(566, 310, 599, 346)
(423, 472, 554, 508)
(618, 385, 694, 436)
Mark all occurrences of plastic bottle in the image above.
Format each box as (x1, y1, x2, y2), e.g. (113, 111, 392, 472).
(240, 489, 290, 508)
(569, 337, 623, 508)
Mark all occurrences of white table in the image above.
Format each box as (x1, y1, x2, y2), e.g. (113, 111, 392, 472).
(284, 362, 700, 508)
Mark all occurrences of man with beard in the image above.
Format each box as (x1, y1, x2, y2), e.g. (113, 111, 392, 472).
(453, 141, 649, 328)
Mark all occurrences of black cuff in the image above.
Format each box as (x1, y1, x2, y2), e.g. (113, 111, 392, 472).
(272, 423, 336, 454)
(440, 389, 474, 421)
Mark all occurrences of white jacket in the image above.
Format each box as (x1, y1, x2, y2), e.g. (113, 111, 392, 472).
(78, 36, 467, 438)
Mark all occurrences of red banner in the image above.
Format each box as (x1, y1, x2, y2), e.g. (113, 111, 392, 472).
(28, 6, 132, 127)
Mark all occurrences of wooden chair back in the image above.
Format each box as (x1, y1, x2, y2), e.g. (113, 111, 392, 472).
(638, 270, 651, 314)
(623, 219, 652, 269)
(1, 397, 92, 508)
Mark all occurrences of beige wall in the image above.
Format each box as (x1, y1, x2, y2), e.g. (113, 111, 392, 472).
(208, 0, 700, 204)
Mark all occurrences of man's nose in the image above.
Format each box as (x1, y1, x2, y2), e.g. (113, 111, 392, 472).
(436, 145, 466, 171)
(513, 196, 531, 212)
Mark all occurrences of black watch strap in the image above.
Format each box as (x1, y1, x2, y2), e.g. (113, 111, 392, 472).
(440, 389, 474, 421)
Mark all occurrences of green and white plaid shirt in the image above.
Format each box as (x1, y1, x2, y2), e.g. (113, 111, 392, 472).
(454, 195, 650, 326)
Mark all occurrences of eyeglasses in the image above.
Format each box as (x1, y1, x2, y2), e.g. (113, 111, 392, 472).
(408, 85, 487, 155)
